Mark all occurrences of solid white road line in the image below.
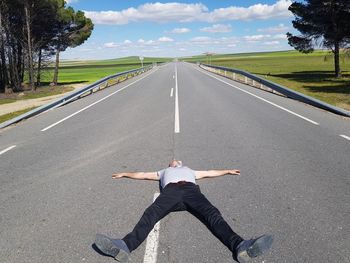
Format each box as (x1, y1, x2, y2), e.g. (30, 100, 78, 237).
(174, 63, 180, 133)
(0, 145, 16, 156)
(340, 134, 350, 141)
(170, 87, 174, 97)
(41, 69, 158, 132)
(193, 65, 319, 126)
(143, 192, 160, 263)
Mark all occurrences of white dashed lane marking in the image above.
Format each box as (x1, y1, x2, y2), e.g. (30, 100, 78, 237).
(0, 145, 16, 156)
(340, 134, 350, 141)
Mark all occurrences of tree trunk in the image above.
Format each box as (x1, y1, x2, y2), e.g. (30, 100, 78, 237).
(334, 41, 341, 78)
(36, 48, 42, 86)
(52, 48, 60, 85)
(0, 9, 7, 93)
(24, 3, 35, 91)
(18, 45, 24, 82)
(8, 43, 21, 91)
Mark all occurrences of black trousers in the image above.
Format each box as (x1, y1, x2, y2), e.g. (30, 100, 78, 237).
(123, 182, 243, 256)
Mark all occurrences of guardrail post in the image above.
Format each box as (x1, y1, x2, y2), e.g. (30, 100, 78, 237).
(253, 80, 255, 86)
(233, 72, 236, 80)
(224, 70, 227, 77)
(245, 76, 248, 84)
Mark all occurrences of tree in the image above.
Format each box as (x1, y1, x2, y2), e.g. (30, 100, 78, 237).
(51, 3, 93, 85)
(0, 4, 7, 93)
(0, 0, 60, 93)
(0, 0, 24, 93)
(0, 0, 93, 93)
(23, 0, 35, 90)
(31, 0, 62, 86)
(287, 0, 350, 78)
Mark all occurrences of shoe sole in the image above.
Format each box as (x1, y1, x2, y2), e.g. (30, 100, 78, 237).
(237, 235, 273, 263)
(95, 234, 119, 257)
(95, 234, 129, 262)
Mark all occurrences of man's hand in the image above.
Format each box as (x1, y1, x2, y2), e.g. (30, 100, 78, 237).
(228, 170, 240, 175)
(112, 173, 125, 179)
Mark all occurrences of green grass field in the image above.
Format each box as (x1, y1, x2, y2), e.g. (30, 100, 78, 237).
(183, 50, 350, 110)
(43, 56, 171, 85)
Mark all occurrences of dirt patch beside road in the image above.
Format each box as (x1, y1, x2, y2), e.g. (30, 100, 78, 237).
(0, 84, 84, 115)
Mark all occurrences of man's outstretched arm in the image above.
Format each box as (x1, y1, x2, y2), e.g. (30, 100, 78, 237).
(195, 169, 240, 180)
(112, 172, 159, 181)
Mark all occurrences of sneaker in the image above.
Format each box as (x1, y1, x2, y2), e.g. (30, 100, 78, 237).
(95, 234, 130, 262)
(235, 234, 273, 263)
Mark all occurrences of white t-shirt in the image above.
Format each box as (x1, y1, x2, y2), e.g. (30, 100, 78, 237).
(157, 166, 196, 188)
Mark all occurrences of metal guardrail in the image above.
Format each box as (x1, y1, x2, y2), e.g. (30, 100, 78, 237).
(199, 63, 350, 117)
(0, 65, 154, 129)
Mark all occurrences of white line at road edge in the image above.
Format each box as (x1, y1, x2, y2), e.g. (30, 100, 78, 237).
(340, 134, 350, 141)
(41, 68, 158, 132)
(170, 87, 174, 97)
(0, 145, 16, 156)
(174, 63, 180, 133)
(193, 65, 319, 126)
(143, 192, 160, 263)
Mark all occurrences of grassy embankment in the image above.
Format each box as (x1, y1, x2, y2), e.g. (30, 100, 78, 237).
(0, 56, 170, 123)
(0, 107, 37, 124)
(183, 50, 350, 111)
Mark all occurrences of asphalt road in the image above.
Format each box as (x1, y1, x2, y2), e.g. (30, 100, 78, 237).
(0, 62, 349, 263)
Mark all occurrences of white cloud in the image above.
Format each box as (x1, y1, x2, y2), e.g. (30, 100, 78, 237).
(190, 36, 212, 42)
(272, 34, 287, 40)
(84, 3, 207, 25)
(158, 37, 174, 42)
(200, 24, 232, 33)
(244, 35, 268, 42)
(170, 28, 191, 34)
(65, 0, 78, 4)
(84, 0, 292, 25)
(104, 42, 119, 48)
(263, 41, 280, 45)
(258, 23, 289, 33)
(207, 0, 292, 22)
(137, 39, 156, 45)
(124, 40, 132, 44)
(243, 33, 286, 43)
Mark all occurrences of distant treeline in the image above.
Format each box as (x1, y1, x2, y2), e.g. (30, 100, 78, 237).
(0, 0, 93, 93)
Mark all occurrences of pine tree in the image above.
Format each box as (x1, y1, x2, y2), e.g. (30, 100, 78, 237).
(287, 0, 350, 78)
(51, 3, 94, 85)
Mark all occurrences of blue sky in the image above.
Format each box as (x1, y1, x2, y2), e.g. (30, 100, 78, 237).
(62, 0, 297, 60)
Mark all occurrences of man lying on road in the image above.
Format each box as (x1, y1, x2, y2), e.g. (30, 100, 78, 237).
(95, 160, 273, 263)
